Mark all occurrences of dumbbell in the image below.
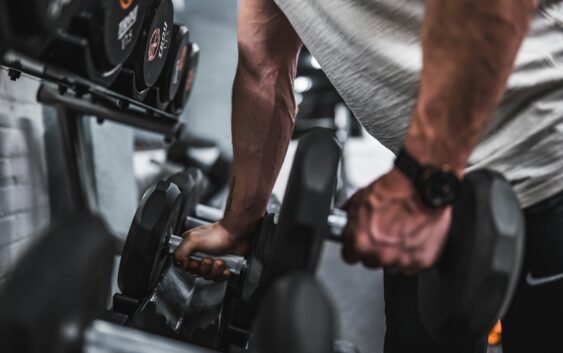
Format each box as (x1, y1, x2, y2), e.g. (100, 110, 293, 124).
(0, 212, 336, 353)
(124, 0, 173, 93)
(119, 127, 525, 346)
(118, 129, 342, 301)
(70, 0, 147, 72)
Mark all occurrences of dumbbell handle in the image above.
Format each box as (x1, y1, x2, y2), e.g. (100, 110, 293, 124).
(186, 204, 347, 242)
(171, 206, 347, 275)
(169, 235, 248, 275)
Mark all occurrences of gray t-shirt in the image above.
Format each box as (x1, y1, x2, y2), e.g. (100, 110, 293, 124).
(274, 0, 563, 207)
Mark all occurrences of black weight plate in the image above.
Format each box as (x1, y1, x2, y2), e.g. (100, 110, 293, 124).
(167, 167, 209, 234)
(158, 25, 190, 102)
(139, 0, 173, 88)
(0, 213, 115, 353)
(251, 274, 335, 353)
(418, 170, 524, 345)
(118, 180, 182, 298)
(173, 42, 199, 110)
(261, 128, 342, 288)
(91, 0, 147, 68)
(9, 0, 81, 34)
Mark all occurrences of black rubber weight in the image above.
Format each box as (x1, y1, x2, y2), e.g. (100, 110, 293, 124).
(251, 274, 335, 353)
(158, 25, 190, 102)
(173, 42, 199, 109)
(166, 168, 209, 234)
(261, 128, 342, 288)
(118, 180, 182, 298)
(141, 0, 174, 88)
(417, 170, 524, 345)
(90, 0, 147, 68)
(11, 0, 81, 34)
(0, 213, 115, 353)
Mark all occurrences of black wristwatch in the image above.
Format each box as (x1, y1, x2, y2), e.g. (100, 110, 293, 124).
(394, 148, 461, 208)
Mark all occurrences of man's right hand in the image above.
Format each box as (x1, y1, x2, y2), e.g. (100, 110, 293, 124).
(173, 222, 252, 282)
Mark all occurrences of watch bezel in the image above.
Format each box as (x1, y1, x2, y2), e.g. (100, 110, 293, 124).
(417, 165, 461, 208)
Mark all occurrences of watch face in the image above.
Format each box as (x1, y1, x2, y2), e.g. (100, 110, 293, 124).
(419, 169, 461, 208)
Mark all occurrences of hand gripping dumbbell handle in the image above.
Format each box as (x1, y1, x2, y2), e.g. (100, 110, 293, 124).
(172, 206, 347, 275)
(168, 235, 248, 275)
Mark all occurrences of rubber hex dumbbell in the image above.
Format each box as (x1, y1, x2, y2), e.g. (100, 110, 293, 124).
(118, 129, 343, 300)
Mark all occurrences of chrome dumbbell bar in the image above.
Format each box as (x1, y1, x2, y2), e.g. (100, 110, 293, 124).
(170, 205, 348, 275)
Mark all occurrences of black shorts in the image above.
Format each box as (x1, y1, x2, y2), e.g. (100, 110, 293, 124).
(383, 189, 563, 353)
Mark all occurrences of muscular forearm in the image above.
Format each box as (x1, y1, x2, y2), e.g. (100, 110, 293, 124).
(222, 0, 301, 235)
(405, 0, 538, 173)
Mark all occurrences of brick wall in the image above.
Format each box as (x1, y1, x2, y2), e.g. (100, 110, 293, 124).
(0, 71, 50, 285)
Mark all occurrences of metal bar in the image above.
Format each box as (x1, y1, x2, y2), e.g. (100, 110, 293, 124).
(169, 235, 247, 275)
(55, 106, 97, 212)
(84, 320, 218, 353)
(191, 204, 347, 242)
(38, 85, 183, 139)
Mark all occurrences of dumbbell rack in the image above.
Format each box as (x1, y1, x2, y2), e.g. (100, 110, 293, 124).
(0, 53, 184, 213)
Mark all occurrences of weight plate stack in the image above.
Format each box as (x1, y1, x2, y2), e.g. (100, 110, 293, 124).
(157, 24, 190, 104)
(118, 180, 182, 298)
(127, 0, 174, 92)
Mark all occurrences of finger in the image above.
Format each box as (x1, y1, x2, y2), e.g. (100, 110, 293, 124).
(198, 258, 214, 277)
(341, 220, 360, 264)
(361, 255, 381, 269)
(187, 259, 200, 273)
(214, 268, 231, 282)
(173, 232, 197, 268)
(343, 188, 363, 211)
(375, 242, 402, 268)
(355, 230, 380, 268)
(396, 251, 417, 274)
(204, 260, 226, 281)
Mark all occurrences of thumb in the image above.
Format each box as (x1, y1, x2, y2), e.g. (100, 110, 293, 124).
(173, 229, 198, 269)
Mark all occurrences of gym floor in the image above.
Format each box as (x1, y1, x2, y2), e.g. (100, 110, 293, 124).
(174, 2, 391, 352)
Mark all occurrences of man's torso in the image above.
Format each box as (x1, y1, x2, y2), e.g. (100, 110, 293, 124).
(274, 0, 563, 207)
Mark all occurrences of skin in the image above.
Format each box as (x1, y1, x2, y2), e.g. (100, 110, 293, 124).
(174, 0, 538, 281)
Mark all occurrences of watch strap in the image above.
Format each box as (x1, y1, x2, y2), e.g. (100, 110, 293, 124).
(394, 148, 424, 182)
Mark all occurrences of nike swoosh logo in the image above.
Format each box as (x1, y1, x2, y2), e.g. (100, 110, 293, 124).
(526, 272, 563, 286)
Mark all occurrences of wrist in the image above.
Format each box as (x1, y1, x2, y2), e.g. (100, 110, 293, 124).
(377, 167, 417, 197)
(405, 112, 470, 176)
(220, 212, 262, 238)
(394, 147, 462, 208)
